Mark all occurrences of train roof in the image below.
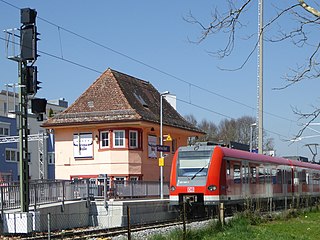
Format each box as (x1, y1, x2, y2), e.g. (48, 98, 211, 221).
(219, 146, 320, 170)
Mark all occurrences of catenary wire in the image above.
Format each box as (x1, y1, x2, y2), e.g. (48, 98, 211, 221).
(0, 0, 295, 124)
(0, 35, 305, 144)
(0, 1, 306, 144)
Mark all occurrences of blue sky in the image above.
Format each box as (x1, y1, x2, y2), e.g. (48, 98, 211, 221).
(1, 1, 320, 160)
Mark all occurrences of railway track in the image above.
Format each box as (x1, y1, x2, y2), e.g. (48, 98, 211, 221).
(20, 219, 195, 240)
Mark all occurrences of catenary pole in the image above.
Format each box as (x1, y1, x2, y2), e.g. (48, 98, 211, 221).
(257, 0, 264, 154)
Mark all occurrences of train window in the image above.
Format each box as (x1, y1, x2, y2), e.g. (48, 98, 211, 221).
(313, 173, 320, 185)
(301, 170, 306, 184)
(265, 168, 271, 183)
(177, 150, 212, 177)
(276, 169, 282, 184)
(250, 167, 256, 184)
(286, 170, 292, 184)
(272, 169, 277, 184)
(242, 166, 249, 184)
(294, 170, 300, 185)
(258, 167, 265, 184)
(227, 161, 230, 175)
(234, 164, 241, 184)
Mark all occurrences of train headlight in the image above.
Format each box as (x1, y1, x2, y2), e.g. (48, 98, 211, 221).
(170, 186, 176, 191)
(208, 185, 217, 191)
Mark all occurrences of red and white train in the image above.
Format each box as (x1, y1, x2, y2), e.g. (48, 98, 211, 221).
(169, 143, 320, 208)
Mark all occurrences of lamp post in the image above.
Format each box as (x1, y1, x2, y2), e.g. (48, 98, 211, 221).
(160, 91, 169, 199)
(250, 123, 257, 153)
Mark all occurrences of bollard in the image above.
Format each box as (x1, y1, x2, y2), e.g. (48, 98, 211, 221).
(127, 206, 131, 240)
(182, 201, 187, 240)
(219, 202, 224, 226)
(47, 213, 51, 240)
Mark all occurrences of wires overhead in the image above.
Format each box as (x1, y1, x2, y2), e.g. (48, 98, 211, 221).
(0, 0, 302, 143)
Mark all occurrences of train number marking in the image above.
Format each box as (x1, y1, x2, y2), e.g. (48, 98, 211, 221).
(187, 187, 195, 193)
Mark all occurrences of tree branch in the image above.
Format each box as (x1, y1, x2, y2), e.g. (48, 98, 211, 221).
(298, 0, 320, 17)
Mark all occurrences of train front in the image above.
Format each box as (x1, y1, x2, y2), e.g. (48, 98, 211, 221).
(170, 144, 221, 206)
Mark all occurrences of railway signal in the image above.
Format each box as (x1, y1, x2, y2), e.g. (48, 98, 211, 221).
(20, 8, 39, 61)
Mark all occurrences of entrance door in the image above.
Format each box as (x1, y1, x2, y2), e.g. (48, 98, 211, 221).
(226, 161, 242, 200)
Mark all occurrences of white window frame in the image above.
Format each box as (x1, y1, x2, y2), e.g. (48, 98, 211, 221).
(130, 176, 139, 182)
(0, 122, 10, 136)
(5, 148, 17, 162)
(48, 152, 55, 165)
(115, 177, 125, 183)
(129, 130, 138, 148)
(113, 130, 125, 148)
(100, 131, 110, 148)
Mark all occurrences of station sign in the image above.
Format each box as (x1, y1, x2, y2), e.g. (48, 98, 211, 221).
(156, 145, 170, 152)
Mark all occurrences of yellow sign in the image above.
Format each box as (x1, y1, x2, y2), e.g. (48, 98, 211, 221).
(159, 157, 164, 167)
(164, 134, 172, 142)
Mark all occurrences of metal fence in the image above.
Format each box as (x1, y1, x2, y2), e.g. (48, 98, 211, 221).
(112, 180, 169, 198)
(0, 180, 169, 212)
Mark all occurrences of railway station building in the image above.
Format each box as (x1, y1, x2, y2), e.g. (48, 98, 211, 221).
(42, 68, 203, 185)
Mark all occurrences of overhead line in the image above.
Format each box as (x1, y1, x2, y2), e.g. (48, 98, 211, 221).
(0, 35, 302, 143)
(36, 15, 296, 124)
(0, 0, 297, 125)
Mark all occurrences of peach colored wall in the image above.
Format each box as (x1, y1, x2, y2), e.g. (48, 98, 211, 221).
(53, 124, 197, 181)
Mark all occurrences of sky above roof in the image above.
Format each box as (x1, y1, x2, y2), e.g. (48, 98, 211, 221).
(1, 0, 320, 160)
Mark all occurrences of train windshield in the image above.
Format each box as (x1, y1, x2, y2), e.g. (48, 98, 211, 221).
(177, 150, 212, 178)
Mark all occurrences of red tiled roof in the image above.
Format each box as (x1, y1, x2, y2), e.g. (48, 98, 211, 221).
(42, 68, 203, 133)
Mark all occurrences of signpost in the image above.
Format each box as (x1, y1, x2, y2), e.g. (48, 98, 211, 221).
(156, 145, 170, 152)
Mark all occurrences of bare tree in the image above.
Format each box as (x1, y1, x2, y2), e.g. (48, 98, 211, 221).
(184, 114, 198, 126)
(185, 1, 320, 138)
(186, 114, 274, 151)
(197, 119, 219, 142)
(217, 118, 238, 143)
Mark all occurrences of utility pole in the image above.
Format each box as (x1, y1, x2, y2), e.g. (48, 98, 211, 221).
(257, 0, 264, 154)
(19, 59, 30, 212)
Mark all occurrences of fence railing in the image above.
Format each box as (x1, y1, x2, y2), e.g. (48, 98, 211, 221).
(0, 180, 169, 211)
(112, 180, 169, 198)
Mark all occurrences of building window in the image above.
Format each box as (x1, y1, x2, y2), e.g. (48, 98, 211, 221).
(130, 176, 139, 182)
(114, 177, 125, 183)
(0, 127, 10, 136)
(48, 152, 55, 165)
(100, 131, 109, 148)
(129, 130, 138, 148)
(172, 139, 177, 153)
(113, 130, 125, 148)
(5, 149, 16, 162)
(4, 102, 7, 114)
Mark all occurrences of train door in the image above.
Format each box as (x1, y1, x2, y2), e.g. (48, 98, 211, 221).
(226, 161, 242, 200)
(293, 168, 300, 196)
(249, 164, 258, 197)
(257, 166, 266, 197)
(272, 168, 283, 197)
(312, 171, 320, 193)
(282, 169, 287, 199)
(242, 161, 250, 198)
(301, 169, 310, 194)
(265, 166, 272, 198)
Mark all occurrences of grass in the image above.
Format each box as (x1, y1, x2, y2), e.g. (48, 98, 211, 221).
(148, 209, 320, 240)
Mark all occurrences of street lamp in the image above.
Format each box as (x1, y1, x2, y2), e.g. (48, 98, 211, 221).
(160, 91, 170, 199)
(250, 123, 257, 153)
